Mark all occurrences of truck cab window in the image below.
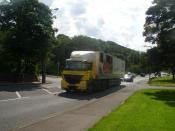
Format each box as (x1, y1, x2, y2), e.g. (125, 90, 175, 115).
(65, 60, 92, 71)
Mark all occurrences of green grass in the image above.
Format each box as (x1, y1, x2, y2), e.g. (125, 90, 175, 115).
(88, 89, 175, 131)
(149, 76, 175, 86)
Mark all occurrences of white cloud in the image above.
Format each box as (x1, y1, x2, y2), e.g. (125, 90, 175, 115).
(69, 1, 87, 16)
(48, 0, 153, 51)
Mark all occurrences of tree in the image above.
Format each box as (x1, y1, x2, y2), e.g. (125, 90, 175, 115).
(147, 47, 162, 73)
(0, 0, 55, 82)
(143, 0, 175, 79)
(49, 34, 72, 74)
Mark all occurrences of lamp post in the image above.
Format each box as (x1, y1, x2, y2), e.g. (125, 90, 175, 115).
(41, 8, 59, 84)
(57, 61, 60, 77)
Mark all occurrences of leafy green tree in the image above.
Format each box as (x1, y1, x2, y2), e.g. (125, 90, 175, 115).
(0, 0, 55, 82)
(48, 34, 72, 74)
(147, 47, 162, 73)
(143, 0, 175, 79)
(139, 53, 149, 73)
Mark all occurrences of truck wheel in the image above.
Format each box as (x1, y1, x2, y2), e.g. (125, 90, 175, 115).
(101, 80, 107, 90)
(65, 89, 71, 93)
(87, 86, 93, 94)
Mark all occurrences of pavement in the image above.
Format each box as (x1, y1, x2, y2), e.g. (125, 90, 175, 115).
(15, 77, 147, 131)
(0, 76, 62, 102)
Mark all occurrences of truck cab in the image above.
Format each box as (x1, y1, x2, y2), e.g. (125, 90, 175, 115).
(61, 51, 96, 92)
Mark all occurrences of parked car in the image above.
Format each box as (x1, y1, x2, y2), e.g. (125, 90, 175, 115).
(131, 73, 136, 78)
(154, 72, 161, 77)
(161, 72, 169, 77)
(127, 72, 135, 77)
(140, 73, 145, 77)
(155, 72, 169, 77)
(123, 74, 133, 82)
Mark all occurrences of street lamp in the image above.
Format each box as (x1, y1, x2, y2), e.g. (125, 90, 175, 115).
(57, 61, 60, 77)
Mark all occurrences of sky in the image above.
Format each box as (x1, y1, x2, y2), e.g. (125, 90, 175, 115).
(41, 0, 153, 52)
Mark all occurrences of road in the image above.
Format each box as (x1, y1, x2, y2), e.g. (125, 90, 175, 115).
(0, 76, 148, 131)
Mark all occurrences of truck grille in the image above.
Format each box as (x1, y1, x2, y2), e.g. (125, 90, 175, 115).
(64, 75, 83, 84)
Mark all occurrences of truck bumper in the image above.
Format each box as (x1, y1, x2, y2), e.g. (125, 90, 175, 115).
(61, 79, 88, 91)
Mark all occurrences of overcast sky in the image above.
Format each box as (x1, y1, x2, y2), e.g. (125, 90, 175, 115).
(41, 0, 153, 51)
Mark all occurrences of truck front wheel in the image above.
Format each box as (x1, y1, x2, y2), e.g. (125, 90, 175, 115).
(86, 86, 93, 94)
(65, 89, 72, 93)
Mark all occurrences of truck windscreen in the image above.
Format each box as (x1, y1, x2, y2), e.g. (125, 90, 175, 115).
(65, 61, 92, 71)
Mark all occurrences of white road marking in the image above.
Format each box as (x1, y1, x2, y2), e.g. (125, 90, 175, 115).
(0, 97, 29, 103)
(0, 87, 63, 103)
(42, 88, 64, 95)
(16, 91, 22, 98)
(57, 86, 61, 89)
(42, 88, 53, 94)
(53, 90, 65, 95)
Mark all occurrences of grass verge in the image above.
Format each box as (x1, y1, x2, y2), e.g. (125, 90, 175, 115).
(149, 76, 175, 86)
(88, 89, 175, 131)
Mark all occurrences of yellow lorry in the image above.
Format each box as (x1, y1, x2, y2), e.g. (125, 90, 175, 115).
(61, 51, 125, 93)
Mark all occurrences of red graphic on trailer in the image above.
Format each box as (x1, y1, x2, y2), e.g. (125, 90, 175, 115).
(103, 63, 112, 73)
(99, 53, 113, 74)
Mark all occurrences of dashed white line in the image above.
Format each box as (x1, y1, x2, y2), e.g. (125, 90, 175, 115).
(53, 90, 65, 95)
(42, 88, 53, 94)
(0, 88, 63, 103)
(16, 91, 22, 98)
(57, 86, 61, 89)
(42, 88, 64, 95)
(0, 97, 29, 103)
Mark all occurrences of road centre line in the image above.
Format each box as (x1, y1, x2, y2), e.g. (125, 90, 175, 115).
(16, 91, 22, 98)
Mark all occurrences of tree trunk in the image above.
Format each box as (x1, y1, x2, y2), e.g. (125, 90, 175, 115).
(13, 60, 22, 82)
(172, 67, 175, 80)
(41, 60, 46, 83)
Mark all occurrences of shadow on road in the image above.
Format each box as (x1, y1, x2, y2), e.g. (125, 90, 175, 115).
(0, 84, 42, 92)
(143, 89, 175, 107)
(58, 85, 126, 100)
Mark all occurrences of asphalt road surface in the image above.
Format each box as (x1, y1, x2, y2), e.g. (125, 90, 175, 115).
(0, 76, 148, 131)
